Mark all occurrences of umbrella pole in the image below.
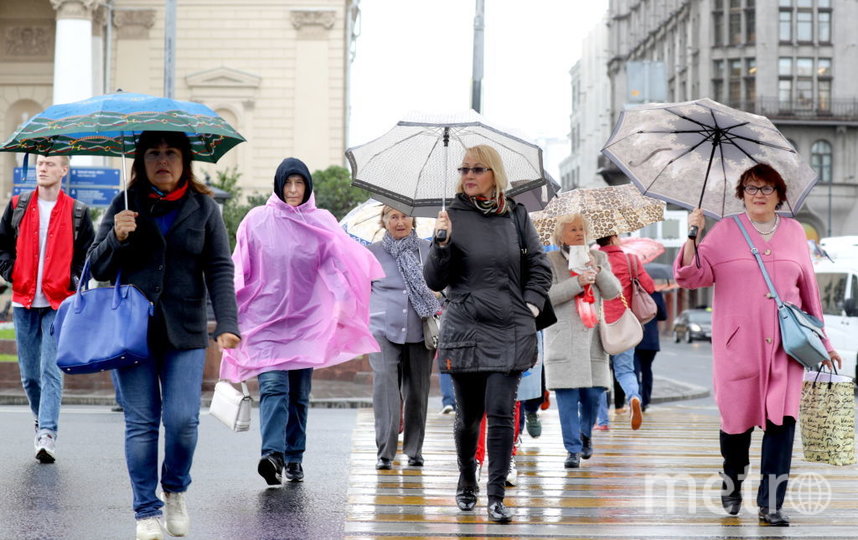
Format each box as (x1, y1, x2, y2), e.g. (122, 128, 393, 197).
(121, 132, 128, 210)
(435, 127, 450, 243)
(688, 134, 720, 240)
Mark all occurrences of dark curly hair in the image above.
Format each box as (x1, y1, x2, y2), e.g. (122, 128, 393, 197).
(735, 163, 786, 210)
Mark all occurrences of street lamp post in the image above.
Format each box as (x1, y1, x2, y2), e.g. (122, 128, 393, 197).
(471, 0, 485, 113)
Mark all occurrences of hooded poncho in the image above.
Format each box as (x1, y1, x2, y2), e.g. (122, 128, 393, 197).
(219, 159, 384, 382)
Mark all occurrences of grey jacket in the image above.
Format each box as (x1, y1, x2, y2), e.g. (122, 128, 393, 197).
(88, 184, 239, 350)
(368, 239, 430, 344)
(543, 249, 621, 390)
(424, 196, 551, 374)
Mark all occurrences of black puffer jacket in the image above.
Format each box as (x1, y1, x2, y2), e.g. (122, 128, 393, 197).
(423, 195, 551, 374)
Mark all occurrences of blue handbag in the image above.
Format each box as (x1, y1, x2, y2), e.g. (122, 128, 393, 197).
(733, 216, 830, 369)
(51, 259, 154, 374)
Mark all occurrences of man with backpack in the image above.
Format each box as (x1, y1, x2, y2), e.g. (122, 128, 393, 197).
(0, 154, 94, 463)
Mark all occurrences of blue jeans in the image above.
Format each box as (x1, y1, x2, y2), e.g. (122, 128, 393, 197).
(596, 390, 609, 426)
(258, 368, 313, 463)
(610, 348, 640, 403)
(116, 347, 205, 519)
(439, 372, 456, 408)
(555, 387, 603, 454)
(14, 307, 62, 436)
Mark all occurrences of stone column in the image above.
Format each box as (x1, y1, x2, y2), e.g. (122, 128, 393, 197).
(49, 0, 104, 106)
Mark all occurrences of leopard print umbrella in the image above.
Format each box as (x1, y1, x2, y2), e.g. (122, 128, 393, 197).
(530, 184, 665, 246)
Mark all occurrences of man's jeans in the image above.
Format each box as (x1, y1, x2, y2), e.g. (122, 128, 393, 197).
(116, 347, 205, 519)
(14, 307, 62, 436)
(258, 368, 313, 463)
(610, 348, 641, 404)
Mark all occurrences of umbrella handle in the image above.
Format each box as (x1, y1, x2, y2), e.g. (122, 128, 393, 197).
(434, 229, 448, 243)
(687, 225, 698, 239)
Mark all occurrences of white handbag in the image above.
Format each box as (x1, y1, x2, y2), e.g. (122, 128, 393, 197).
(209, 381, 252, 432)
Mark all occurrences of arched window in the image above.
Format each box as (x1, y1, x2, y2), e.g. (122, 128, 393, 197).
(811, 140, 832, 183)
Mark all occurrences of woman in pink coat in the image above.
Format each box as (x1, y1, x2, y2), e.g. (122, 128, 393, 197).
(676, 163, 841, 527)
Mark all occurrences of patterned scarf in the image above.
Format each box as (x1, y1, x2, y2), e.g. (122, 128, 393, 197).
(382, 230, 441, 318)
(465, 192, 509, 215)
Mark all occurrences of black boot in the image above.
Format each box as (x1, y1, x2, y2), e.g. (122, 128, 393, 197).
(564, 452, 580, 468)
(759, 507, 790, 526)
(720, 472, 742, 515)
(487, 498, 513, 523)
(581, 436, 593, 460)
(455, 462, 478, 511)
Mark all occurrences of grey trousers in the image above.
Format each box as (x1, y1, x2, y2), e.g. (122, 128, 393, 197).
(369, 336, 433, 461)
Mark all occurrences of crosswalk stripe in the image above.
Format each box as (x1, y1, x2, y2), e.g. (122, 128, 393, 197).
(346, 404, 858, 538)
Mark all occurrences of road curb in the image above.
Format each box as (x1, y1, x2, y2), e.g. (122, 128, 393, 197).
(0, 377, 708, 409)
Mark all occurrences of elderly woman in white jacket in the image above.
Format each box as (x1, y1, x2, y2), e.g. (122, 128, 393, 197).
(543, 214, 621, 469)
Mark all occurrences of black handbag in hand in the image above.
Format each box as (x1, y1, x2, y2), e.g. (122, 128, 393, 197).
(511, 207, 557, 331)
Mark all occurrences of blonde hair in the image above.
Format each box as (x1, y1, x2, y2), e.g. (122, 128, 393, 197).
(37, 155, 70, 168)
(552, 213, 589, 246)
(455, 144, 510, 196)
(379, 205, 415, 230)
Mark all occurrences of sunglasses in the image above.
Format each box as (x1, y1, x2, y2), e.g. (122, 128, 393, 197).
(743, 185, 776, 196)
(457, 167, 492, 175)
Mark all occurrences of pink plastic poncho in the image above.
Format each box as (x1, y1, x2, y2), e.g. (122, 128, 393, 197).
(219, 193, 384, 382)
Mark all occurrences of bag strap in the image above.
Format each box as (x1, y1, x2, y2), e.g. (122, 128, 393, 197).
(510, 206, 527, 291)
(731, 216, 785, 309)
(625, 252, 641, 280)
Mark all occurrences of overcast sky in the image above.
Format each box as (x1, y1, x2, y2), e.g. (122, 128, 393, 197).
(348, 0, 610, 158)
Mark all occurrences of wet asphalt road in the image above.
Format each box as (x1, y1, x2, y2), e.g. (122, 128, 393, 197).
(0, 406, 357, 540)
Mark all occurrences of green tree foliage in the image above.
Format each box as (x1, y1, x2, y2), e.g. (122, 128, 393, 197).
(208, 168, 265, 250)
(312, 165, 369, 220)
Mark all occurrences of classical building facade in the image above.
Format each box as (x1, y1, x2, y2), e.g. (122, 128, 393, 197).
(559, 15, 611, 191)
(603, 0, 858, 239)
(0, 0, 359, 199)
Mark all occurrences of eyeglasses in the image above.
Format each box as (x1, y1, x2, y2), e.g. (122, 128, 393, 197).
(457, 167, 492, 175)
(743, 185, 776, 196)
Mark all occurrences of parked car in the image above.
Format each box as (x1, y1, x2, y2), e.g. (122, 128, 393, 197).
(672, 308, 712, 343)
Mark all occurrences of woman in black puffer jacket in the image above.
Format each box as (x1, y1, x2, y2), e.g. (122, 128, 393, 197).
(424, 144, 551, 523)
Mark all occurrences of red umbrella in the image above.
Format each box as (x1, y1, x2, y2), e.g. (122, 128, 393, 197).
(619, 237, 664, 264)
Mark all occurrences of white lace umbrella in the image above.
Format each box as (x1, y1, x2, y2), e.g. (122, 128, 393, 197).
(601, 98, 818, 221)
(339, 199, 436, 246)
(345, 111, 550, 217)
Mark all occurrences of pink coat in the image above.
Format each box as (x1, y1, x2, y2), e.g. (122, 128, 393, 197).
(674, 214, 832, 434)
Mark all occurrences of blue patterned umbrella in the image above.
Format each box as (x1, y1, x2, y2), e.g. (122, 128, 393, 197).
(0, 91, 244, 163)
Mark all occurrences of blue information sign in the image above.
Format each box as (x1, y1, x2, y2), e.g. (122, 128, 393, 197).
(12, 167, 120, 208)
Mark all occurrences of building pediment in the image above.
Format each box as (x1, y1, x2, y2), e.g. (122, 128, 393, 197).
(186, 67, 261, 90)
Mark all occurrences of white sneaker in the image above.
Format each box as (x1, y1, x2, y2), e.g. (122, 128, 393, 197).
(135, 517, 164, 540)
(161, 491, 189, 536)
(34, 433, 56, 464)
(440, 404, 454, 415)
(505, 458, 518, 487)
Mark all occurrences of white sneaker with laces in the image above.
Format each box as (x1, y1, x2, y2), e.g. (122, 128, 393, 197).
(135, 517, 164, 540)
(161, 491, 189, 536)
(505, 458, 518, 487)
(34, 433, 56, 464)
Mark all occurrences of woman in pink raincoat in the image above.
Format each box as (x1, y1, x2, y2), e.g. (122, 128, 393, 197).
(220, 158, 383, 486)
(675, 163, 841, 526)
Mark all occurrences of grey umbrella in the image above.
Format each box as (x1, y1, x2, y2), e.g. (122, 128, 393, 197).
(601, 98, 818, 233)
(644, 262, 674, 281)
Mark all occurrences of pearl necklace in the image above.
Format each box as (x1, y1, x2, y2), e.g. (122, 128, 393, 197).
(747, 213, 780, 236)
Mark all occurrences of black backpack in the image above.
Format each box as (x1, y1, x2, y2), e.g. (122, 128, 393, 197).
(10, 191, 88, 241)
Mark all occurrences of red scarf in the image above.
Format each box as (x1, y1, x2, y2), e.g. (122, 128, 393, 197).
(569, 270, 598, 328)
(147, 180, 189, 201)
